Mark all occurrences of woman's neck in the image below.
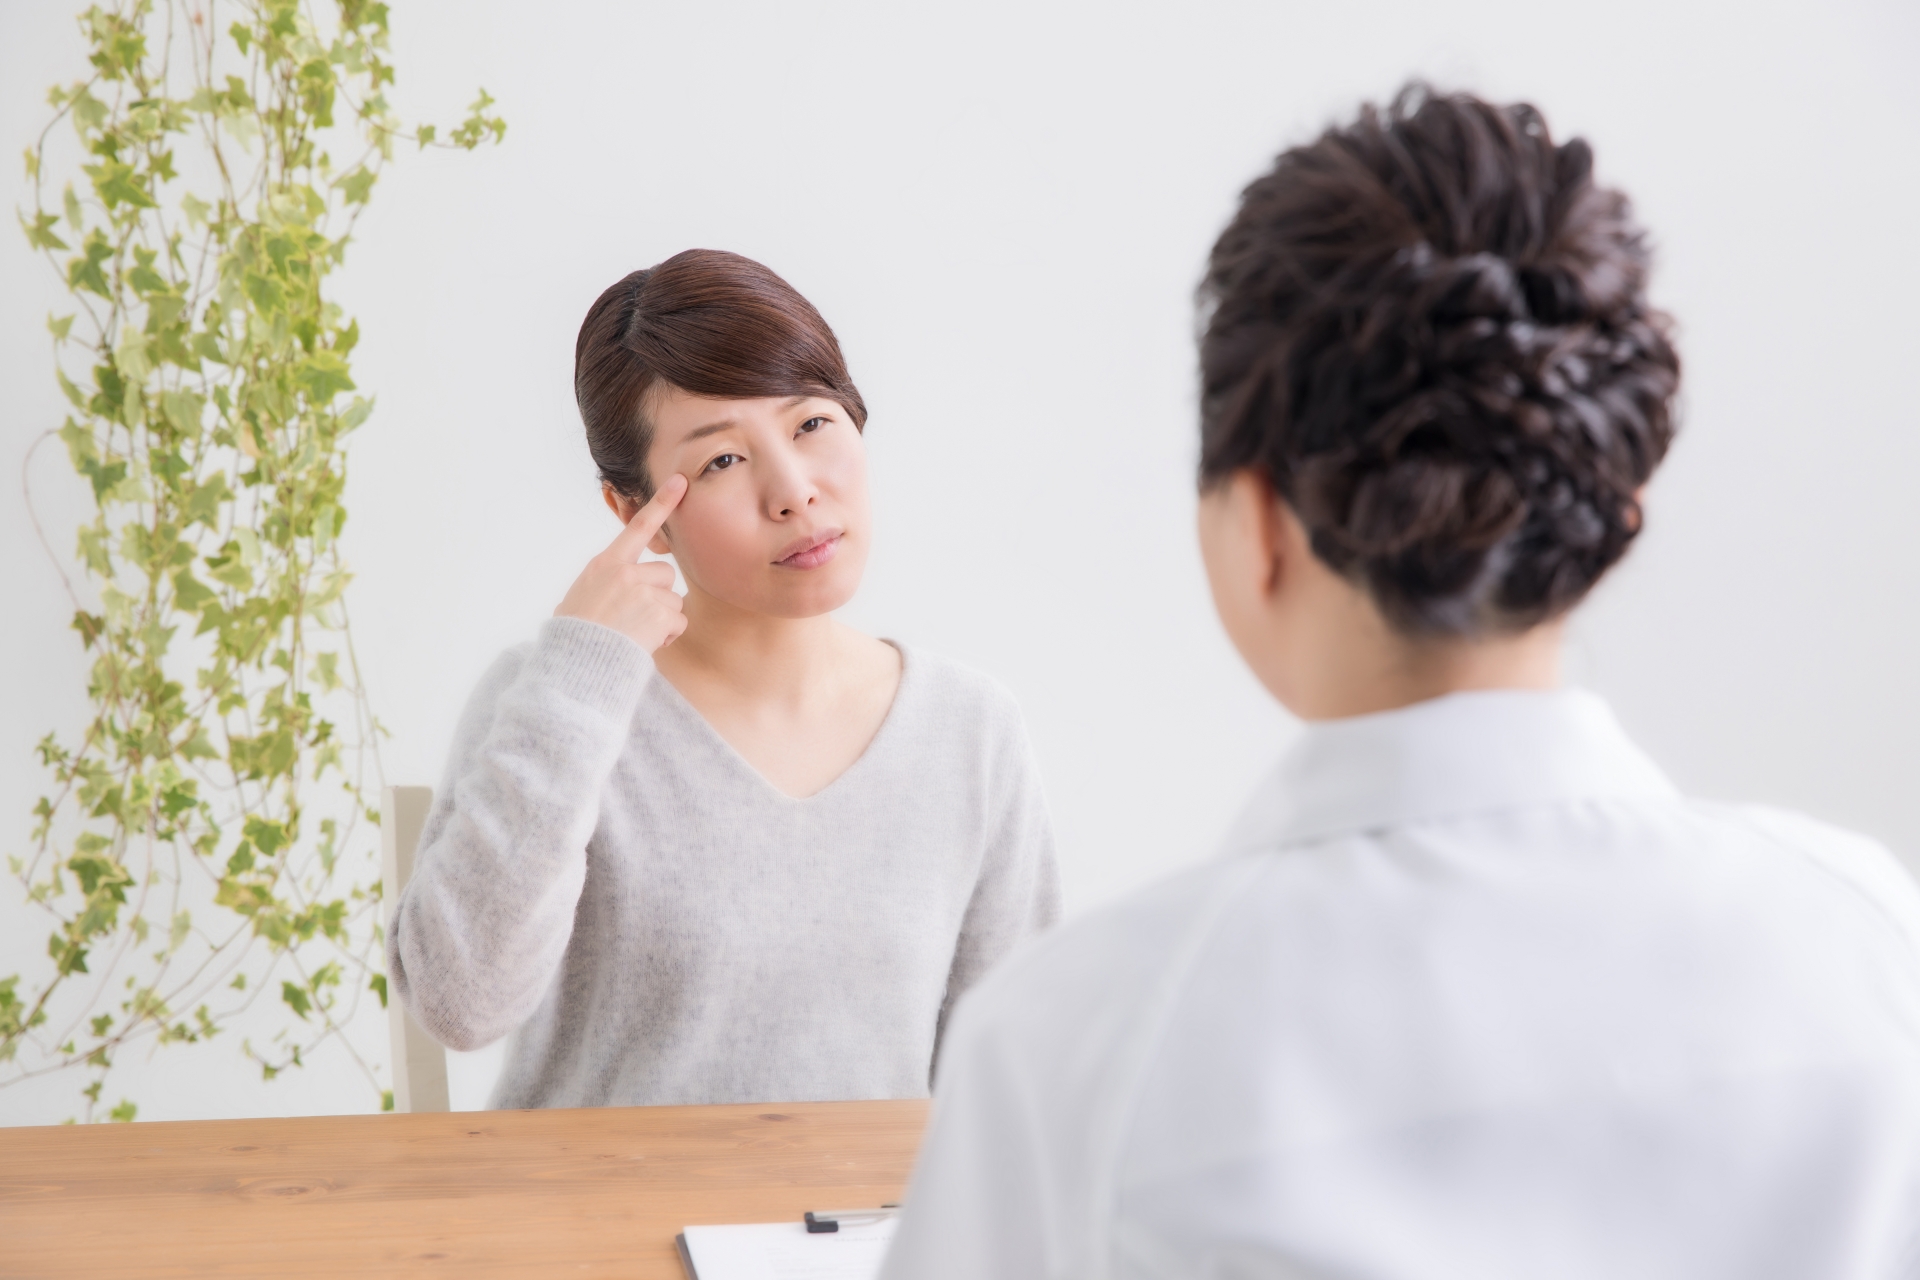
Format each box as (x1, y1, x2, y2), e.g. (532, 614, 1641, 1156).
(652, 583, 850, 709)
(1281, 609, 1567, 721)
(646, 581, 902, 798)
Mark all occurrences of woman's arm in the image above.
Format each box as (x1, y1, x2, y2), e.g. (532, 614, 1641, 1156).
(935, 701, 1063, 1075)
(387, 617, 653, 1050)
(389, 479, 689, 1051)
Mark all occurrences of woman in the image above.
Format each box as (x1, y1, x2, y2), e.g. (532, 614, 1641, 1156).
(388, 250, 1059, 1108)
(881, 86, 1920, 1278)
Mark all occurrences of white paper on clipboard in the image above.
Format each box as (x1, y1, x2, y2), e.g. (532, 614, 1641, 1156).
(678, 1217, 897, 1280)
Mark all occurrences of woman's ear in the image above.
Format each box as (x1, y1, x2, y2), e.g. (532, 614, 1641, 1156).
(602, 483, 638, 523)
(604, 482, 676, 555)
(1251, 472, 1297, 595)
(1199, 468, 1301, 607)
(603, 482, 677, 556)
(1199, 469, 1279, 645)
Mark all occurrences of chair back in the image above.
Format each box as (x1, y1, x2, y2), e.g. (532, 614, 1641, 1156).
(381, 785, 450, 1112)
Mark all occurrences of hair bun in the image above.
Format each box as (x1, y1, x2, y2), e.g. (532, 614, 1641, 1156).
(1198, 84, 1679, 636)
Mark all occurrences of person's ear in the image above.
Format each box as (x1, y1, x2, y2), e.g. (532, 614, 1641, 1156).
(602, 483, 638, 523)
(1198, 468, 1284, 621)
(602, 482, 677, 555)
(1240, 469, 1294, 598)
(1264, 480, 1327, 599)
(1626, 483, 1650, 534)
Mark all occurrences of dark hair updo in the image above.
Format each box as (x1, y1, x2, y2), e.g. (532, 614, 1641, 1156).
(1198, 83, 1680, 637)
(575, 249, 867, 501)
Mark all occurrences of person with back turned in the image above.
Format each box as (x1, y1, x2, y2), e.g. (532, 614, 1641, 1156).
(880, 84, 1920, 1280)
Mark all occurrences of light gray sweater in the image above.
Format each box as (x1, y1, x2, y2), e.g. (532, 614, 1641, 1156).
(388, 616, 1060, 1109)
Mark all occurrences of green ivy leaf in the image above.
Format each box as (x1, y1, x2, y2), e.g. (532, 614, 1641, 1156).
(57, 369, 89, 409)
(91, 158, 156, 211)
(76, 526, 111, 576)
(68, 848, 131, 897)
(182, 477, 229, 530)
(297, 351, 354, 404)
(127, 247, 168, 295)
(113, 328, 153, 383)
(243, 271, 283, 313)
(170, 566, 218, 613)
(335, 167, 375, 205)
(70, 86, 108, 131)
(67, 230, 113, 298)
(161, 388, 205, 437)
(22, 211, 69, 251)
(49, 932, 89, 976)
(243, 816, 289, 857)
(86, 459, 128, 502)
(70, 611, 106, 648)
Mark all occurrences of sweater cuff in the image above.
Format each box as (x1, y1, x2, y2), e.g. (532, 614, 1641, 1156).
(525, 616, 655, 717)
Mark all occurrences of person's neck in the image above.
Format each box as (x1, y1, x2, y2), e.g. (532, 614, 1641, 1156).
(653, 585, 847, 709)
(1281, 611, 1566, 722)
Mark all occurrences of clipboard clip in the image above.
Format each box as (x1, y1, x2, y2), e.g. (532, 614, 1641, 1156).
(804, 1205, 899, 1234)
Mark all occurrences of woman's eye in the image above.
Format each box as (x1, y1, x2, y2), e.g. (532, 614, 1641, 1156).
(703, 453, 742, 473)
(796, 416, 828, 436)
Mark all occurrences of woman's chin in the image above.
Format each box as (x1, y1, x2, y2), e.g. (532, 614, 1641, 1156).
(770, 577, 863, 619)
(714, 566, 864, 620)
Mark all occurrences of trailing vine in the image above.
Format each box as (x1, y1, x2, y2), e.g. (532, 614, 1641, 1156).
(4, 0, 503, 1121)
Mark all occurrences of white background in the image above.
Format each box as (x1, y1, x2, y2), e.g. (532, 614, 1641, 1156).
(2, 0, 1916, 1123)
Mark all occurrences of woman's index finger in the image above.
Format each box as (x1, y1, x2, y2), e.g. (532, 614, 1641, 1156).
(606, 473, 687, 560)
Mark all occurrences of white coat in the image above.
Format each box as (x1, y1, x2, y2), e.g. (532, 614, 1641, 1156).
(881, 689, 1920, 1280)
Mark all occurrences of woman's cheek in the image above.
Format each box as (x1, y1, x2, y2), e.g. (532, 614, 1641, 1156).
(691, 509, 768, 593)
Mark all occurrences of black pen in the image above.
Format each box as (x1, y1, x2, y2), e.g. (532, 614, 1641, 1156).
(803, 1206, 900, 1233)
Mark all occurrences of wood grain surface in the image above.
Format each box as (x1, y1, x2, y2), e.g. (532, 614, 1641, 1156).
(0, 1098, 929, 1279)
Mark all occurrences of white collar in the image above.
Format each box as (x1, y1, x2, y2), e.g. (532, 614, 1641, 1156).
(1221, 688, 1679, 853)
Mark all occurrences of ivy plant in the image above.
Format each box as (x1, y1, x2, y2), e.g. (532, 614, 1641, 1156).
(5, 0, 502, 1121)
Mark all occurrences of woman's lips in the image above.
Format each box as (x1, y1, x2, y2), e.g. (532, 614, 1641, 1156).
(775, 531, 841, 570)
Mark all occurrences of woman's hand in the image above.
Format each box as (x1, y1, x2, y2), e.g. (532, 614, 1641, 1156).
(554, 474, 690, 654)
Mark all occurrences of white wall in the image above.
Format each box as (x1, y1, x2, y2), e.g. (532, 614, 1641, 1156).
(3, 0, 1916, 1124)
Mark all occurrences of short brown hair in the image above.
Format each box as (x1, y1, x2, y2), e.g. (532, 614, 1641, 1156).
(574, 249, 868, 500)
(1199, 84, 1680, 637)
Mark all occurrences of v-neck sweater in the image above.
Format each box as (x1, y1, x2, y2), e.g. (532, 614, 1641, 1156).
(388, 616, 1060, 1109)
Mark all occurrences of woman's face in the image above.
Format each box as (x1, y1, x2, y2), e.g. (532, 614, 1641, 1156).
(636, 386, 871, 619)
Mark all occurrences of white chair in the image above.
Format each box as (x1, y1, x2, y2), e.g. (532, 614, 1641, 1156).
(380, 785, 450, 1113)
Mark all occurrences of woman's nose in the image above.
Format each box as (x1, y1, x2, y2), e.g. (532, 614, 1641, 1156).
(765, 455, 819, 518)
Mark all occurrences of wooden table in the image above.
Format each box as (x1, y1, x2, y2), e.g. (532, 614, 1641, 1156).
(0, 1099, 929, 1278)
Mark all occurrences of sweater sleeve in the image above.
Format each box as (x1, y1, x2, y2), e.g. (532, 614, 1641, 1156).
(388, 616, 653, 1051)
(934, 695, 1062, 1076)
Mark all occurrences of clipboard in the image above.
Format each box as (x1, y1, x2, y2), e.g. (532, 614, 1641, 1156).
(677, 1208, 897, 1280)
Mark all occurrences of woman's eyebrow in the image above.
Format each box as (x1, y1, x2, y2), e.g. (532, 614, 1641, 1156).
(681, 397, 818, 443)
(681, 419, 739, 443)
